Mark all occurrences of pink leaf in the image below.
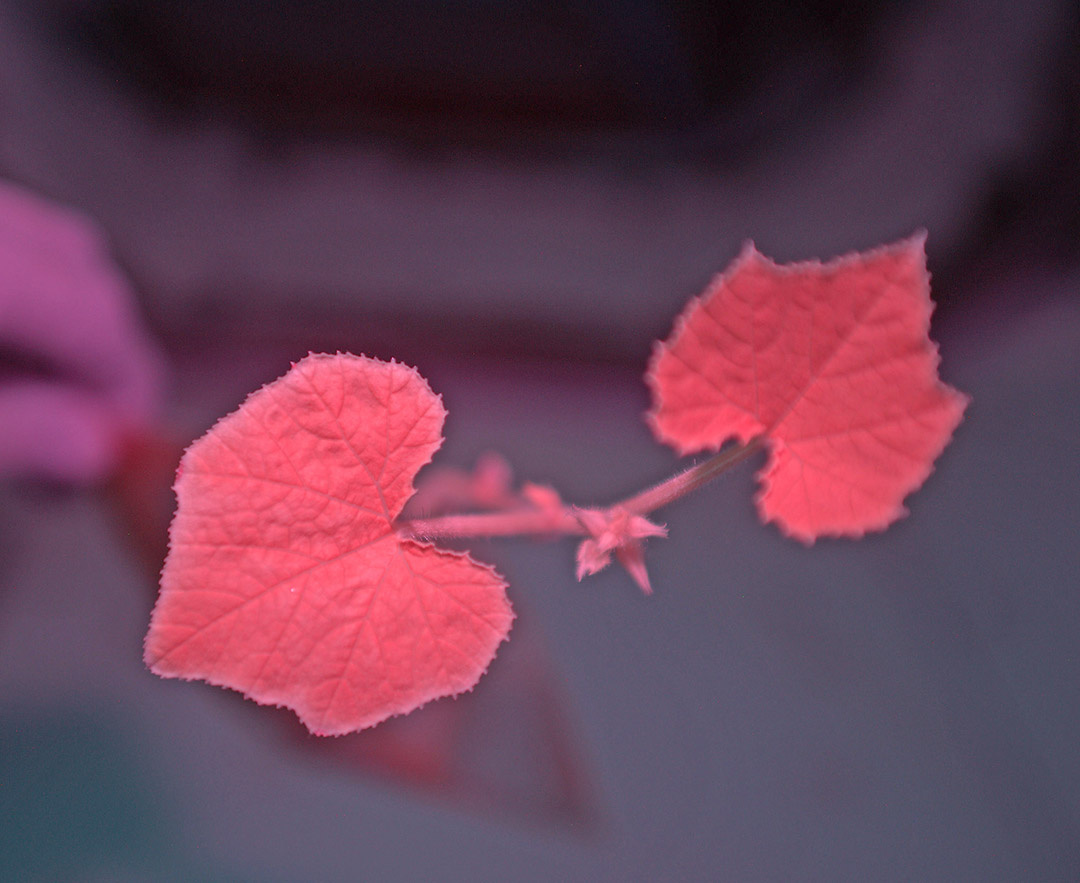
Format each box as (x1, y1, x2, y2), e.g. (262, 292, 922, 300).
(145, 354, 513, 736)
(647, 235, 968, 542)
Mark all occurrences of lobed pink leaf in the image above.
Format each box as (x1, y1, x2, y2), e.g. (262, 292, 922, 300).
(647, 235, 968, 541)
(145, 353, 513, 735)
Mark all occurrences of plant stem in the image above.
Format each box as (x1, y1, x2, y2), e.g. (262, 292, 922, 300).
(395, 437, 763, 542)
(616, 437, 763, 515)
(397, 507, 586, 542)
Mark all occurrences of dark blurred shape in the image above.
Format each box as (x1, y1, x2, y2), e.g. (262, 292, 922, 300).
(7, 0, 1075, 365)
(278, 612, 602, 831)
(105, 426, 184, 575)
(936, 7, 1080, 297)
(68, 0, 902, 157)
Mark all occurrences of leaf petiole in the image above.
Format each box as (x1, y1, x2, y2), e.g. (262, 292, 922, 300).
(617, 437, 763, 516)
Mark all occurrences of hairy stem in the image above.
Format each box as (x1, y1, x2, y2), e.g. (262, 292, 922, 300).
(616, 437, 763, 515)
(398, 507, 586, 541)
(395, 438, 763, 542)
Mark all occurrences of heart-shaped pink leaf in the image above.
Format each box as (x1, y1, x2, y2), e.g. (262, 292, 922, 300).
(648, 235, 968, 541)
(145, 353, 513, 735)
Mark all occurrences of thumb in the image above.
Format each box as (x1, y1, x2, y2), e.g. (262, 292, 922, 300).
(0, 380, 122, 484)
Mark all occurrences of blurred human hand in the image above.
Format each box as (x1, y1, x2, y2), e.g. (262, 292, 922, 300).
(0, 180, 164, 483)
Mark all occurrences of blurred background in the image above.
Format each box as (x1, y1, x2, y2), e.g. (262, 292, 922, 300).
(1, 0, 1078, 879)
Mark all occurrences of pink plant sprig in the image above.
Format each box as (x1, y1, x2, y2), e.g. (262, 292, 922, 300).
(145, 235, 967, 736)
